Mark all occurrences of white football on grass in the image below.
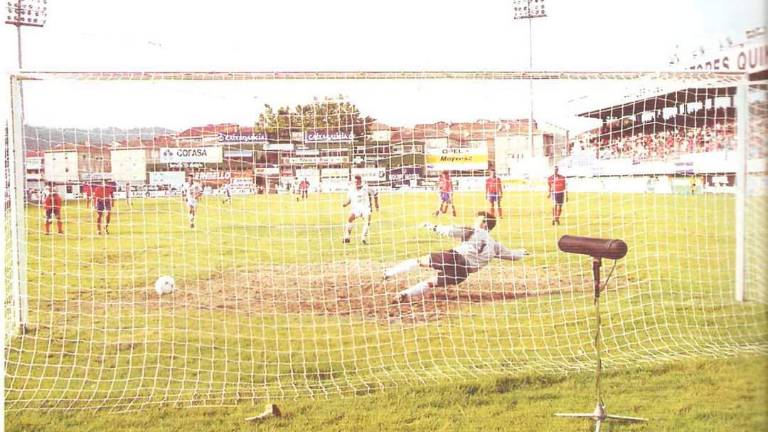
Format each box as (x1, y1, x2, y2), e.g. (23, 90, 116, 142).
(154, 276, 176, 296)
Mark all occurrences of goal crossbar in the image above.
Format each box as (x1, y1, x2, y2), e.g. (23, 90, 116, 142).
(13, 70, 747, 82)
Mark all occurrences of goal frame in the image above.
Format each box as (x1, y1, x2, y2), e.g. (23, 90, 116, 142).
(1, 68, 754, 342)
(6, 74, 29, 339)
(734, 80, 748, 302)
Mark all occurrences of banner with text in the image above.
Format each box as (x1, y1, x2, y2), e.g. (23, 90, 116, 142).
(295, 168, 320, 179)
(351, 167, 386, 181)
(149, 171, 186, 186)
(193, 171, 233, 181)
(286, 156, 346, 165)
(687, 41, 768, 73)
(223, 150, 253, 158)
(160, 147, 223, 163)
(218, 133, 268, 144)
(304, 130, 355, 143)
(254, 167, 280, 176)
(264, 143, 294, 151)
(426, 147, 488, 171)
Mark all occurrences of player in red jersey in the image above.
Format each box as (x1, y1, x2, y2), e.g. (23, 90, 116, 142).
(43, 186, 64, 235)
(92, 179, 115, 235)
(433, 170, 457, 217)
(485, 169, 503, 218)
(547, 166, 568, 225)
(298, 178, 310, 201)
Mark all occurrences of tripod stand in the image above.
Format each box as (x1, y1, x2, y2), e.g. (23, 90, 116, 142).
(555, 257, 647, 432)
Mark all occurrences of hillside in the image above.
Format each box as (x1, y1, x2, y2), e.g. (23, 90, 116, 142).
(23, 125, 177, 151)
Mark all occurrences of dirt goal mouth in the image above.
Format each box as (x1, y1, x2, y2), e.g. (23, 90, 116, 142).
(141, 260, 581, 324)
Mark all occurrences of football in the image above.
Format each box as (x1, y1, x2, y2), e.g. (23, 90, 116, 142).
(154, 276, 176, 296)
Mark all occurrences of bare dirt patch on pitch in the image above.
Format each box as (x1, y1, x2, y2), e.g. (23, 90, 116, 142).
(142, 260, 590, 324)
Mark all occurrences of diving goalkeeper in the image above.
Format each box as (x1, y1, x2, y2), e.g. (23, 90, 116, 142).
(384, 211, 528, 302)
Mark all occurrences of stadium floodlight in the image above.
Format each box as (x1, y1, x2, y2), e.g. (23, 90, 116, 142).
(512, 0, 547, 164)
(512, 0, 547, 19)
(5, 0, 47, 27)
(5, 0, 48, 68)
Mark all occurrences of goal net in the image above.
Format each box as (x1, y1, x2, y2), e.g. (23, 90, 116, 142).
(2, 71, 766, 411)
(744, 83, 768, 303)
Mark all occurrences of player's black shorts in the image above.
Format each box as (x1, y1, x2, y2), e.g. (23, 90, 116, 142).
(429, 250, 469, 287)
(552, 192, 565, 205)
(45, 208, 61, 221)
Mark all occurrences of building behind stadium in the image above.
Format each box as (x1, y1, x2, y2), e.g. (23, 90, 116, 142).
(29, 117, 568, 199)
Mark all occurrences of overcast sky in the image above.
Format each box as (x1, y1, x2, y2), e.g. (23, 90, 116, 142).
(1, 0, 765, 130)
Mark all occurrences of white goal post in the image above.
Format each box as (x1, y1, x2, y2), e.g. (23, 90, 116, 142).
(735, 81, 748, 303)
(2, 70, 766, 411)
(5, 74, 29, 340)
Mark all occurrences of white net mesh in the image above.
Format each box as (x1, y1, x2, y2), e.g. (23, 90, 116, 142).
(3, 125, 15, 347)
(746, 83, 768, 303)
(3, 71, 766, 411)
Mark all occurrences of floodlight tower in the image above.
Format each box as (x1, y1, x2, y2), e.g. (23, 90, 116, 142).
(6, 0, 48, 118)
(512, 0, 546, 162)
(6, 0, 48, 69)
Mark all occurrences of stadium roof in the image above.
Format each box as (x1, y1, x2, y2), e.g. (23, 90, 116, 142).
(577, 87, 736, 120)
(177, 123, 250, 137)
(45, 143, 111, 154)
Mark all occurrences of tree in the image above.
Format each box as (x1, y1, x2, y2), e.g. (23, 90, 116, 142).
(256, 96, 374, 137)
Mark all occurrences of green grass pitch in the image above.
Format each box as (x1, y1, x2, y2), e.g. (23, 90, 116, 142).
(5, 190, 767, 431)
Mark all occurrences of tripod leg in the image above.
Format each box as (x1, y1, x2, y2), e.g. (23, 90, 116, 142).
(605, 414, 647, 422)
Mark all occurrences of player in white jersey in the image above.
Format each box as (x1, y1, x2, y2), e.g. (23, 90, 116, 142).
(183, 179, 203, 229)
(125, 182, 132, 208)
(41, 185, 51, 204)
(368, 185, 380, 212)
(221, 182, 232, 204)
(342, 175, 373, 245)
(384, 211, 528, 302)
